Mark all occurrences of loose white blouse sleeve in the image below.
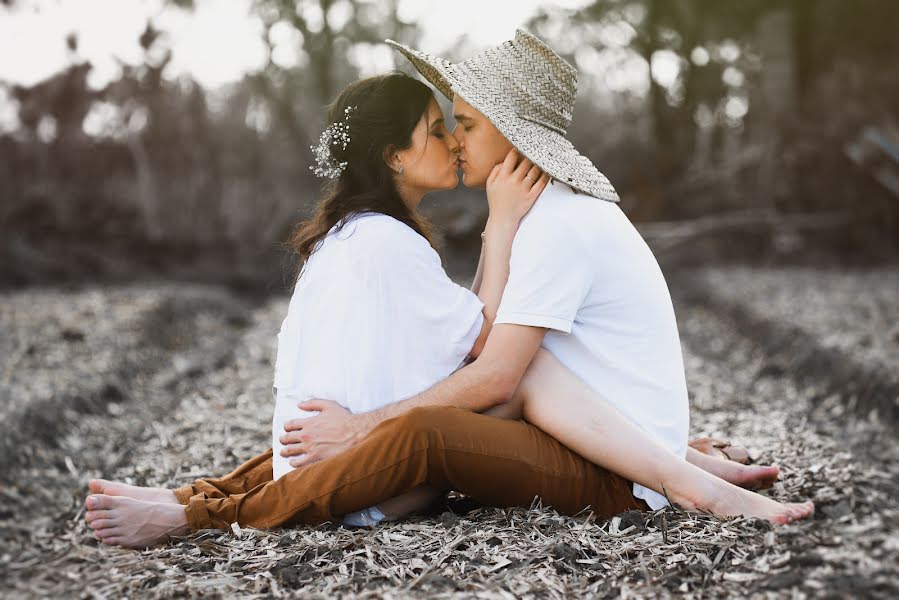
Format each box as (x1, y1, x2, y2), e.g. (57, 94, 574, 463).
(362, 216, 485, 366)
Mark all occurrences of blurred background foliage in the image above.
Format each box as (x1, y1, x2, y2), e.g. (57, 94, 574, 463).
(1, 0, 897, 290)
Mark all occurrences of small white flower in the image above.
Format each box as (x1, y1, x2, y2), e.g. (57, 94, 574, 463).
(310, 106, 356, 179)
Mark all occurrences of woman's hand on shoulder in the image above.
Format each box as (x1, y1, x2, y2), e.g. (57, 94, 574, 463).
(485, 148, 549, 225)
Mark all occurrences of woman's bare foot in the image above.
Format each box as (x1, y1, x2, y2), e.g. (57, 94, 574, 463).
(688, 437, 749, 464)
(88, 479, 180, 504)
(686, 449, 780, 490)
(672, 476, 815, 525)
(716, 463, 780, 490)
(84, 494, 190, 549)
(377, 484, 441, 521)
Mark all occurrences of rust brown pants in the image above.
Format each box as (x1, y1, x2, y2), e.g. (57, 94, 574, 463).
(173, 406, 650, 531)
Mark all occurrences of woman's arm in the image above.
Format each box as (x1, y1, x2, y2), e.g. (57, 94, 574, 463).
(469, 236, 486, 295)
(468, 150, 549, 358)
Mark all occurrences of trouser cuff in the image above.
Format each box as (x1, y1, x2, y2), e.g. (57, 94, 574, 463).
(173, 485, 195, 505)
(184, 492, 215, 532)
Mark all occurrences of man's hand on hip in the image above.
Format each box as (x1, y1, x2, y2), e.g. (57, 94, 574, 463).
(280, 400, 374, 467)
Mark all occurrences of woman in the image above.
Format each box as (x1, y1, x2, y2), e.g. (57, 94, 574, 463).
(268, 72, 545, 521)
(84, 73, 807, 549)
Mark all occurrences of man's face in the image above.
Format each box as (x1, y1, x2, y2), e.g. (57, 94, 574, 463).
(451, 95, 514, 188)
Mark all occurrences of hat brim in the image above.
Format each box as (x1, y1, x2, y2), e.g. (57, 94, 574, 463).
(385, 40, 455, 101)
(386, 39, 619, 202)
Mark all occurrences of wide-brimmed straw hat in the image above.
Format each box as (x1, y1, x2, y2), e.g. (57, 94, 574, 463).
(385, 29, 619, 202)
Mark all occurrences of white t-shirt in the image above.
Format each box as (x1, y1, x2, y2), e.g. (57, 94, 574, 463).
(271, 212, 484, 480)
(495, 181, 690, 510)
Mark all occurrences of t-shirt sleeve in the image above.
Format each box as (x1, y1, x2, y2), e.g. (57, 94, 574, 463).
(494, 218, 591, 333)
(362, 220, 485, 363)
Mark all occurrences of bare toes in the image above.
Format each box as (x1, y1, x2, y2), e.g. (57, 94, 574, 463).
(85, 494, 118, 511)
(97, 527, 124, 540)
(101, 537, 126, 547)
(89, 518, 118, 530)
(782, 501, 814, 522)
(85, 509, 113, 523)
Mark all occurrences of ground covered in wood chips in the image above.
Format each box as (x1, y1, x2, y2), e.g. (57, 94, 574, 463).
(1, 267, 897, 598)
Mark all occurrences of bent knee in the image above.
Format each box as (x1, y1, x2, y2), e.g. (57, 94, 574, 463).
(388, 406, 463, 433)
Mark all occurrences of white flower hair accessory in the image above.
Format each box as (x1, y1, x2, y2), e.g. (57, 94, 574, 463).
(309, 105, 356, 179)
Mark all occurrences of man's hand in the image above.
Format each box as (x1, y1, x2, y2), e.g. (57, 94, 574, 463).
(280, 400, 374, 467)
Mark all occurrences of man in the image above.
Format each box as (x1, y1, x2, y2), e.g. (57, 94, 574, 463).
(84, 30, 796, 549)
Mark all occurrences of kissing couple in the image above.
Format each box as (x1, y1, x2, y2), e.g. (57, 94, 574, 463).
(84, 29, 814, 549)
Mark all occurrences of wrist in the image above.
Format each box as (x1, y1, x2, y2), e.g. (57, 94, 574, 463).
(484, 217, 519, 237)
(353, 412, 378, 443)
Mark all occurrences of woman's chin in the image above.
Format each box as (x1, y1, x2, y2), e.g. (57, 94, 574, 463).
(439, 174, 460, 189)
(421, 178, 460, 196)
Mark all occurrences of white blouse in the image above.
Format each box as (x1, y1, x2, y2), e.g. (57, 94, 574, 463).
(271, 212, 485, 480)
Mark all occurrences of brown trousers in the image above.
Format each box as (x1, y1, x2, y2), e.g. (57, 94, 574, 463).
(173, 406, 650, 531)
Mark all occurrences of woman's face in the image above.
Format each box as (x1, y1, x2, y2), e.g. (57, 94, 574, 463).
(391, 98, 460, 203)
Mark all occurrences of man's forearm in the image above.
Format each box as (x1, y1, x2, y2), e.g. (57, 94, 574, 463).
(356, 359, 513, 434)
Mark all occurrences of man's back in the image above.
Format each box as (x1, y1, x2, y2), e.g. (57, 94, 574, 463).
(495, 181, 690, 510)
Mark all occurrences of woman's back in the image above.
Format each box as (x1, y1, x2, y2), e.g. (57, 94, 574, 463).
(271, 212, 484, 479)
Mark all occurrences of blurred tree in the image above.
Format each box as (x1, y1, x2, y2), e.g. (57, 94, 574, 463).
(248, 0, 418, 149)
(530, 0, 778, 171)
(11, 62, 96, 145)
(528, 0, 898, 211)
(2, 0, 896, 287)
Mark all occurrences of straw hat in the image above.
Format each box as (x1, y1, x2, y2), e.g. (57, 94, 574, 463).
(385, 29, 619, 202)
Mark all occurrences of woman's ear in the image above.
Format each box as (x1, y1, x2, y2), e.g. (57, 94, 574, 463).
(383, 146, 403, 174)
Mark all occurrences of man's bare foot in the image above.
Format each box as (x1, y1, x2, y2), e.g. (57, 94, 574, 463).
(672, 477, 814, 525)
(88, 479, 180, 504)
(687, 450, 780, 490)
(83, 494, 190, 549)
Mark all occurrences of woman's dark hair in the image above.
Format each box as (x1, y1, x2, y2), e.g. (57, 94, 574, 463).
(286, 72, 437, 271)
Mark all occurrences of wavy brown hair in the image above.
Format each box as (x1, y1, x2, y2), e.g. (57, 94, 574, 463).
(286, 72, 438, 277)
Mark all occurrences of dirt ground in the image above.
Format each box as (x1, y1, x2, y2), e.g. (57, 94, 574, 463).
(1, 267, 896, 598)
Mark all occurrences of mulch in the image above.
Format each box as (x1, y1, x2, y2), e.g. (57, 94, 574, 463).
(1, 269, 897, 598)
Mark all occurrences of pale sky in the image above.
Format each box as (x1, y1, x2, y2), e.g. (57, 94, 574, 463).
(0, 0, 696, 137)
(0, 0, 593, 90)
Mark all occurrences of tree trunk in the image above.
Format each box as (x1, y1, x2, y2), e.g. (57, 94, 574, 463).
(791, 0, 815, 110)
